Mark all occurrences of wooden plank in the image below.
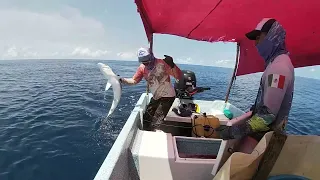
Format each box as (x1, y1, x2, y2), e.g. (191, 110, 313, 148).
(269, 135, 320, 179)
(252, 131, 287, 180)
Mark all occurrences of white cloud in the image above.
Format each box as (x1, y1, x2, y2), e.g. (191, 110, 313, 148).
(174, 57, 234, 68)
(5, 46, 18, 58)
(214, 59, 234, 67)
(117, 52, 135, 60)
(71, 47, 110, 58)
(176, 57, 193, 64)
(2, 46, 39, 59)
(0, 7, 112, 59)
(310, 68, 315, 72)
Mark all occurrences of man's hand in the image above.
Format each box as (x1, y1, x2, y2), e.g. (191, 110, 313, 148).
(215, 126, 234, 140)
(163, 55, 175, 68)
(117, 75, 123, 83)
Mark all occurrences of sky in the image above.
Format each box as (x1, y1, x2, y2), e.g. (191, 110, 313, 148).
(0, 0, 319, 79)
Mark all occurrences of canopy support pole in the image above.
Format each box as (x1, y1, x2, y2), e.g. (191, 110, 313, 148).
(146, 34, 154, 95)
(149, 33, 154, 53)
(225, 43, 240, 103)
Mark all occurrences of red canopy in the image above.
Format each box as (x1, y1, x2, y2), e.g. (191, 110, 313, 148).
(135, 0, 320, 76)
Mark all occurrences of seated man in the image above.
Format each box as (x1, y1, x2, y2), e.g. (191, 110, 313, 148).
(217, 18, 295, 153)
(121, 47, 182, 132)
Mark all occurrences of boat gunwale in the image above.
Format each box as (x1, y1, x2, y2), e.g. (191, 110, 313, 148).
(94, 93, 151, 180)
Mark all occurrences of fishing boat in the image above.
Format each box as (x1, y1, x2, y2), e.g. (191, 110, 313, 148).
(94, 0, 320, 179)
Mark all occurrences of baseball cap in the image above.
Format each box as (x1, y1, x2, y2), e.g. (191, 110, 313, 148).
(137, 47, 152, 63)
(245, 18, 276, 40)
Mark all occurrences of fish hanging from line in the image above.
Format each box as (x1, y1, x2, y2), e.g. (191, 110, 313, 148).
(97, 63, 122, 117)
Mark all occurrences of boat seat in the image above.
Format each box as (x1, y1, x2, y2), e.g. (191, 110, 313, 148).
(130, 130, 175, 180)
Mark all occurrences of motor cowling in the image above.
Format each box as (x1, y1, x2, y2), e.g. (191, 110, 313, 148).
(174, 70, 197, 99)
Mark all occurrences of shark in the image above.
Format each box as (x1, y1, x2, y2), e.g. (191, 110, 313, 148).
(97, 63, 122, 117)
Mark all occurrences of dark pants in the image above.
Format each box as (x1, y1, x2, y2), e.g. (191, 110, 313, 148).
(143, 97, 175, 131)
(248, 131, 270, 142)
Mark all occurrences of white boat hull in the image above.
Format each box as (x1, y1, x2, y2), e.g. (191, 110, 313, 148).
(94, 93, 152, 180)
(94, 93, 245, 180)
(94, 93, 320, 180)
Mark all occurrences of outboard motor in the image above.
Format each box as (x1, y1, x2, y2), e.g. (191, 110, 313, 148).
(174, 70, 210, 99)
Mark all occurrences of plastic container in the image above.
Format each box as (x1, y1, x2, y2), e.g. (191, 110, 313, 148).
(268, 175, 311, 180)
(223, 109, 233, 119)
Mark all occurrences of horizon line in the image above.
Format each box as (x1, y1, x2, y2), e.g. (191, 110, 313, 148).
(0, 58, 234, 68)
(1, 58, 319, 80)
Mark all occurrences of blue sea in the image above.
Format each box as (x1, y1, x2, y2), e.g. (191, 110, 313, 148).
(0, 59, 319, 180)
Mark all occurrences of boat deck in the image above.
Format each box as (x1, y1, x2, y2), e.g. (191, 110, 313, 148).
(94, 93, 244, 180)
(165, 98, 243, 125)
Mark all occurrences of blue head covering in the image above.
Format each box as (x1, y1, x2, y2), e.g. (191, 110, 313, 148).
(256, 21, 289, 68)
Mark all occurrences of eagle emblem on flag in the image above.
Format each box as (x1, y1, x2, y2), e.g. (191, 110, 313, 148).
(268, 74, 285, 89)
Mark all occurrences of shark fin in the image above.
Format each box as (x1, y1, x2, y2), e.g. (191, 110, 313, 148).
(105, 81, 112, 91)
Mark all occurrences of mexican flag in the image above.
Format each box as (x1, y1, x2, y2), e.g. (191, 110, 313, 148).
(268, 74, 285, 89)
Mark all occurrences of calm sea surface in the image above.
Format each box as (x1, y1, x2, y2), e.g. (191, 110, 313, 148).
(0, 59, 319, 180)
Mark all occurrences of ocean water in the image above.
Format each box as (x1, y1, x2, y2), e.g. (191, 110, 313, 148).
(0, 59, 319, 180)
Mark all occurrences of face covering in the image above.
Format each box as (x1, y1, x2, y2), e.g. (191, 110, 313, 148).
(256, 21, 289, 68)
(144, 55, 155, 70)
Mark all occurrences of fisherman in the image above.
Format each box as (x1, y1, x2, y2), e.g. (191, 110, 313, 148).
(217, 18, 295, 153)
(120, 47, 182, 132)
